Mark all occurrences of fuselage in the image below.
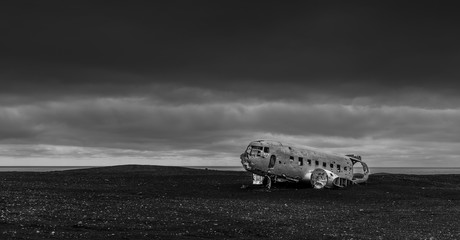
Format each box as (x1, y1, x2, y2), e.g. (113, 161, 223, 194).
(240, 140, 361, 183)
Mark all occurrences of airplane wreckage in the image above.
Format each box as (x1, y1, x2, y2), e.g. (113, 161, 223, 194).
(240, 140, 369, 189)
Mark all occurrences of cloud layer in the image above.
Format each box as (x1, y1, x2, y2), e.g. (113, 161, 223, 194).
(1, 91, 460, 166)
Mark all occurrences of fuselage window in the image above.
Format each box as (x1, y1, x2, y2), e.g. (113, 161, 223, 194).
(322, 162, 326, 167)
(298, 157, 304, 166)
(289, 156, 294, 163)
(337, 165, 341, 171)
(315, 160, 319, 166)
(307, 159, 312, 165)
(263, 147, 269, 153)
(330, 163, 334, 168)
(344, 166, 348, 171)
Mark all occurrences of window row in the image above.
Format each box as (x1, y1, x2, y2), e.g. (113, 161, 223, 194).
(289, 156, 348, 171)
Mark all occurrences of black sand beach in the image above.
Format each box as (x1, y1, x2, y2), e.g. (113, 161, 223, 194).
(0, 165, 459, 239)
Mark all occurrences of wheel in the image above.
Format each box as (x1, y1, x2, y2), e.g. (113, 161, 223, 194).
(310, 169, 328, 189)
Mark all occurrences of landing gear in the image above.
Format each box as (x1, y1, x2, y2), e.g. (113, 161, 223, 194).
(263, 175, 272, 189)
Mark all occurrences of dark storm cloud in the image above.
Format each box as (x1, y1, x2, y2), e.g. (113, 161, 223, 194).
(0, 106, 43, 141)
(2, 65, 460, 110)
(2, 1, 460, 96)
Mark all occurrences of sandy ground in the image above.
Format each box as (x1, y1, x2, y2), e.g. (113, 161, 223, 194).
(0, 165, 459, 239)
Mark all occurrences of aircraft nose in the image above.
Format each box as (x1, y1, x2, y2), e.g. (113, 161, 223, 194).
(240, 152, 253, 170)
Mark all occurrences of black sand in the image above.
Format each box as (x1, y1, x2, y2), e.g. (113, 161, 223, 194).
(0, 165, 459, 239)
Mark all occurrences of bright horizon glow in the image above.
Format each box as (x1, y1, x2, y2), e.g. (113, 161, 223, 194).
(0, 143, 458, 168)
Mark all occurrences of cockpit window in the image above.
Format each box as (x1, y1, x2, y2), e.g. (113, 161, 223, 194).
(248, 145, 263, 157)
(263, 147, 269, 153)
(251, 146, 263, 150)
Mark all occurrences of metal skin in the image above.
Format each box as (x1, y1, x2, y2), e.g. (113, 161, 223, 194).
(240, 140, 369, 189)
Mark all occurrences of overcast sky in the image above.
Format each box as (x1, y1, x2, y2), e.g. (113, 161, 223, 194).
(1, 1, 460, 167)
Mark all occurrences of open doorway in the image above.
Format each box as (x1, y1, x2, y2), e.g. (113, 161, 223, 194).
(268, 155, 276, 168)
